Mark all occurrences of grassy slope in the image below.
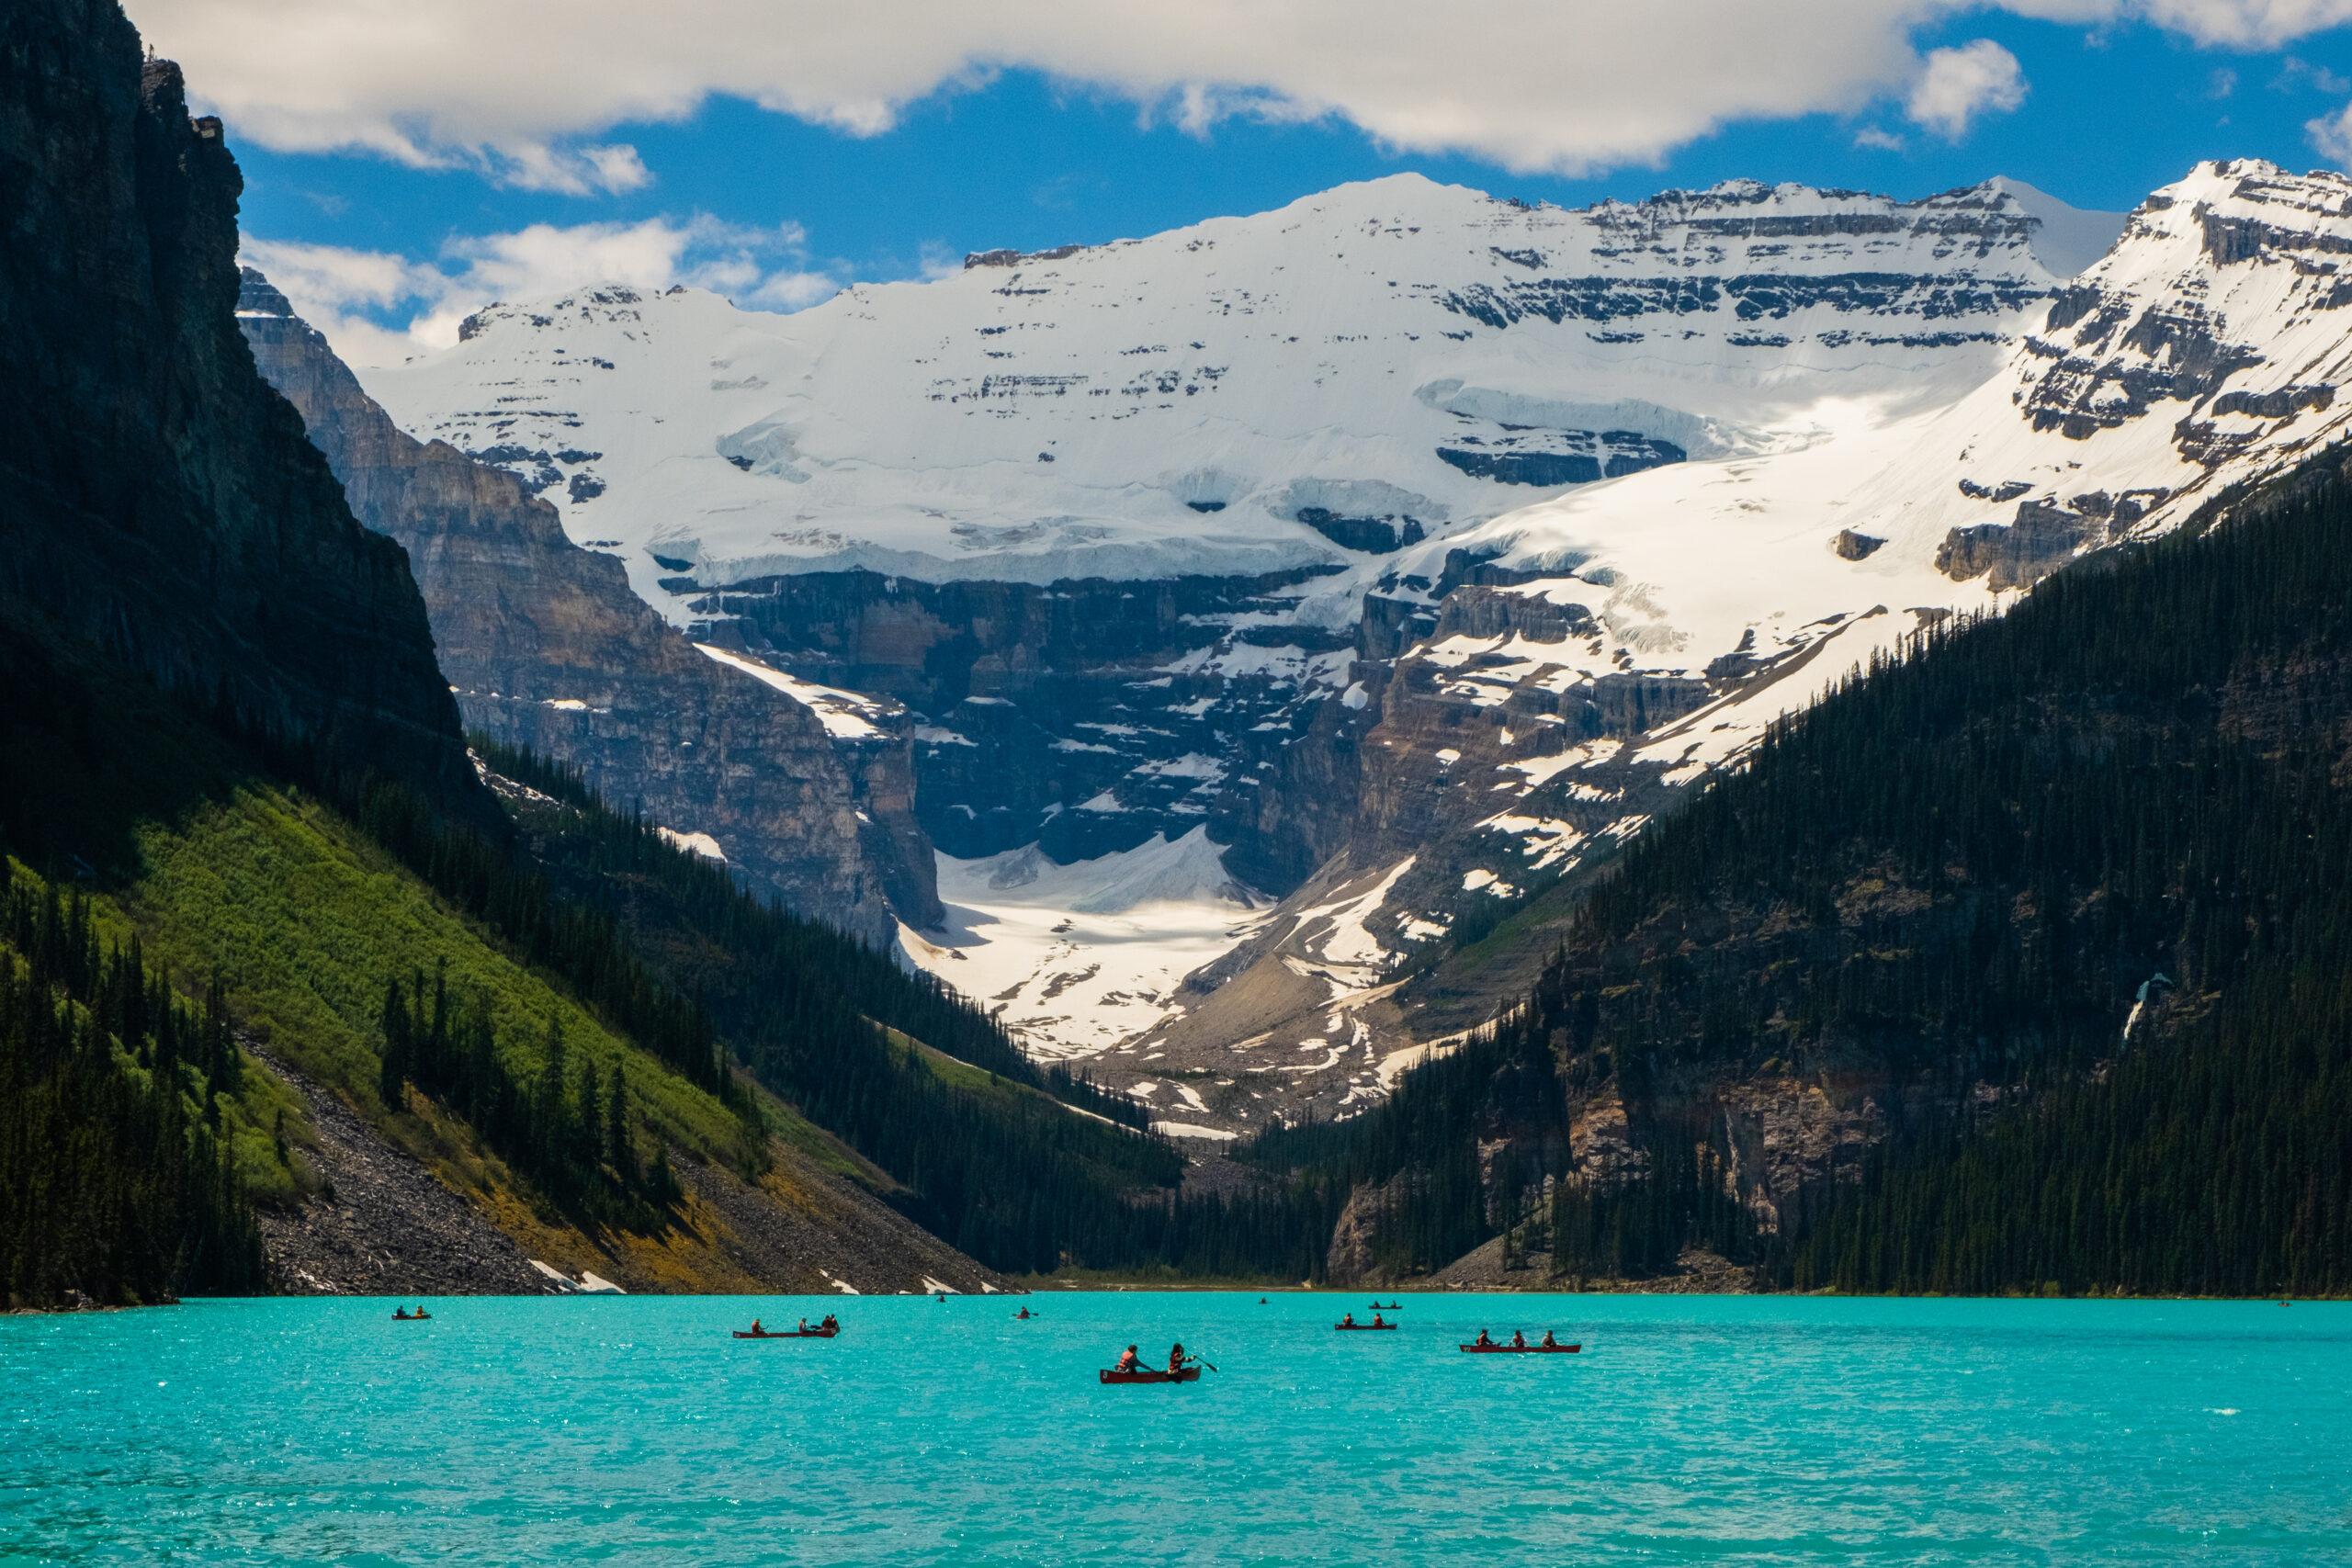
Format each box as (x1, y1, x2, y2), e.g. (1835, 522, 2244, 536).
(104, 783, 910, 1291)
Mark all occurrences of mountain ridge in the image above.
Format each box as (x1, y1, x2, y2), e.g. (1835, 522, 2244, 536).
(338, 156, 2352, 1148)
(234, 268, 939, 938)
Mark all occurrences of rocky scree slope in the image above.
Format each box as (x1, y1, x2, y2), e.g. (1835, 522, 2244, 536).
(237, 270, 936, 939)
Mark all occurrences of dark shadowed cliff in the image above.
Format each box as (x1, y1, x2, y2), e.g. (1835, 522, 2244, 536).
(0, 0, 477, 853)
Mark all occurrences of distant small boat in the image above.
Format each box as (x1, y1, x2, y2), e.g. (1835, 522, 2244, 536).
(1335, 1321, 1396, 1331)
(734, 1325, 838, 1339)
(1459, 1342, 1579, 1354)
(1369, 1301, 1401, 1310)
(1100, 1367, 1201, 1383)
(390, 1310, 431, 1321)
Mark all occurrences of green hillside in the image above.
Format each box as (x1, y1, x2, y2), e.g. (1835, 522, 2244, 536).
(1243, 453, 2352, 1298)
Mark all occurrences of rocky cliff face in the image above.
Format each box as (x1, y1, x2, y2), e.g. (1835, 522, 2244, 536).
(236, 274, 936, 938)
(354, 173, 2122, 1086)
(0, 2, 472, 824)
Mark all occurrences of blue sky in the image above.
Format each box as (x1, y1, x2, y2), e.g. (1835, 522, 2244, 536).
(134, 1, 2352, 363)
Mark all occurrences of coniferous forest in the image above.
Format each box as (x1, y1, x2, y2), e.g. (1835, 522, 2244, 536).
(1262, 457, 2352, 1296)
(0, 867, 266, 1303)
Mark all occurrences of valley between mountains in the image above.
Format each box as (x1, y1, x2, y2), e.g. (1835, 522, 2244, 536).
(8, 0, 2351, 1306)
(327, 159, 2352, 1149)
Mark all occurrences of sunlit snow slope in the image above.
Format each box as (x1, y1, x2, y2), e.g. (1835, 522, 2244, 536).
(364, 172, 2090, 615)
(364, 164, 2352, 1115)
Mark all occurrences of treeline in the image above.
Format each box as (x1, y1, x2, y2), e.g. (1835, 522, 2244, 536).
(1249, 455, 2352, 1296)
(379, 964, 683, 1232)
(0, 865, 266, 1305)
(277, 741, 745, 1112)
(476, 738, 1143, 1125)
(473, 739, 1342, 1277)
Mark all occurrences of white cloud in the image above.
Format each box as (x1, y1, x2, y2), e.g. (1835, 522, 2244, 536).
(2274, 54, 2352, 92)
(243, 216, 839, 367)
(1905, 39, 2029, 140)
(492, 141, 652, 196)
(2306, 98, 2352, 164)
(123, 0, 2352, 184)
(1853, 125, 1908, 151)
(2130, 0, 2352, 48)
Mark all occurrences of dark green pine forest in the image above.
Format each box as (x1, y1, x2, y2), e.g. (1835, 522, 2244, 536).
(0, 870, 266, 1304)
(1262, 455, 2352, 1297)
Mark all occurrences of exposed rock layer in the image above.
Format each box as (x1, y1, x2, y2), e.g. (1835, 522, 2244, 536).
(237, 275, 935, 936)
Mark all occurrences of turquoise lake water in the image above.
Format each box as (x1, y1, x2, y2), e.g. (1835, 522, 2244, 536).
(4, 1292, 2346, 1564)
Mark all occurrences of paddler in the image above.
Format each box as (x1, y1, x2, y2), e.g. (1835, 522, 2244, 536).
(822, 1313, 839, 1332)
(1475, 1328, 1494, 1347)
(1168, 1341, 1189, 1375)
(750, 1318, 763, 1335)
(1372, 1313, 1387, 1328)
(1511, 1329, 1527, 1348)
(1340, 1311, 1358, 1327)
(1114, 1345, 1141, 1373)
(1540, 1329, 1558, 1348)
(797, 1318, 811, 1333)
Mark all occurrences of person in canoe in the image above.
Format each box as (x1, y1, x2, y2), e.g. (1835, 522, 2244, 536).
(821, 1314, 839, 1333)
(1014, 1307, 1033, 1320)
(1114, 1345, 1141, 1374)
(1510, 1329, 1527, 1348)
(1340, 1311, 1358, 1327)
(797, 1318, 812, 1333)
(748, 1318, 763, 1335)
(1540, 1329, 1559, 1348)
(1168, 1342, 1191, 1375)
(1371, 1313, 1388, 1328)
(1474, 1328, 1494, 1347)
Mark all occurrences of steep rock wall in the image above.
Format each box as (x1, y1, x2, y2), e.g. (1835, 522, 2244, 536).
(236, 275, 934, 937)
(0, 6, 471, 820)
(700, 567, 1349, 877)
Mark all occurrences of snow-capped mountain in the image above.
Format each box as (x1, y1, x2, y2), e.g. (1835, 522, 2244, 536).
(366, 171, 2088, 611)
(346, 163, 2352, 1134)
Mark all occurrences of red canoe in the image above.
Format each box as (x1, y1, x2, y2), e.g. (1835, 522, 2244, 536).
(1099, 1368, 1202, 1383)
(1459, 1342, 1579, 1353)
(734, 1326, 839, 1338)
(1335, 1322, 1397, 1331)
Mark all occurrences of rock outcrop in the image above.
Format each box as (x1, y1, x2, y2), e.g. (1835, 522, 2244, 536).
(237, 274, 936, 937)
(0, 4, 474, 826)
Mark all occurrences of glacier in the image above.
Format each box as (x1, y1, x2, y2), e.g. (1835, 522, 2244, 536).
(350, 159, 2352, 1132)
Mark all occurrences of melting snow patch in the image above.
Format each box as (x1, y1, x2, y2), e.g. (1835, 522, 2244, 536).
(695, 644, 889, 739)
(899, 828, 1272, 1058)
(657, 828, 729, 863)
(1152, 1121, 1238, 1141)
